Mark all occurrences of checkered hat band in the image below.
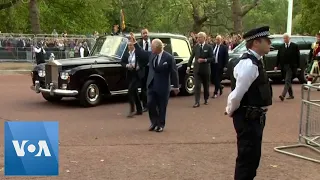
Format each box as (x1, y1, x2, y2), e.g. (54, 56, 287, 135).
(245, 31, 270, 41)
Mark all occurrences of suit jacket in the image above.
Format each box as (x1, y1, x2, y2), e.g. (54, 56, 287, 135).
(187, 43, 214, 75)
(121, 50, 145, 80)
(276, 42, 300, 68)
(212, 44, 229, 68)
(134, 43, 179, 96)
(137, 39, 152, 67)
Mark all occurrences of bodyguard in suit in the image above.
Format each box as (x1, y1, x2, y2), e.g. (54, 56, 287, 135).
(211, 35, 229, 98)
(138, 28, 152, 112)
(121, 42, 144, 118)
(130, 33, 179, 132)
(187, 32, 214, 108)
(274, 33, 300, 101)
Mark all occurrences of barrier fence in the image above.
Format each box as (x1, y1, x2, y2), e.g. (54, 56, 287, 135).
(274, 83, 320, 163)
(0, 33, 97, 62)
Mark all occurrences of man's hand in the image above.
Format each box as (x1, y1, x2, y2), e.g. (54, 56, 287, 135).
(129, 32, 136, 43)
(186, 67, 190, 74)
(171, 88, 180, 95)
(126, 64, 133, 70)
(274, 67, 278, 71)
(198, 58, 206, 63)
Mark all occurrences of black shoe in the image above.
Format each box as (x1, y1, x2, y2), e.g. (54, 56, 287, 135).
(155, 127, 163, 132)
(204, 99, 208, 105)
(142, 108, 148, 112)
(286, 96, 294, 99)
(127, 112, 135, 118)
(148, 125, 156, 131)
(193, 103, 200, 108)
(135, 111, 143, 115)
(279, 95, 284, 101)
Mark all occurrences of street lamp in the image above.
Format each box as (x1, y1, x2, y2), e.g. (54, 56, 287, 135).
(286, 0, 293, 35)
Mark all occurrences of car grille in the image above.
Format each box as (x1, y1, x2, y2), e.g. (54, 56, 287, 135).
(45, 64, 59, 88)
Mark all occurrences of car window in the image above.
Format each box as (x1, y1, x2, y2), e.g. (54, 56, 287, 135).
(303, 37, 316, 49)
(158, 38, 172, 54)
(232, 41, 246, 53)
(171, 38, 190, 57)
(270, 38, 283, 50)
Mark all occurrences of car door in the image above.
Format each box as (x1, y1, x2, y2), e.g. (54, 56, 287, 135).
(104, 37, 128, 92)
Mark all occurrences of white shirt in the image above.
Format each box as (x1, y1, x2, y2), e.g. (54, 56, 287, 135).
(143, 39, 151, 51)
(226, 49, 263, 115)
(285, 42, 291, 48)
(154, 51, 163, 67)
(213, 44, 220, 63)
(128, 50, 136, 66)
(199, 42, 205, 49)
(80, 46, 90, 58)
(34, 46, 46, 54)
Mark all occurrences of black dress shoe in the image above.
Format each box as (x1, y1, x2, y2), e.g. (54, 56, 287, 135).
(155, 127, 163, 132)
(148, 125, 157, 131)
(279, 95, 284, 101)
(127, 112, 135, 118)
(204, 100, 208, 105)
(135, 111, 143, 115)
(193, 103, 200, 108)
(142, 108, 148, 112)
(286, 96, 294, 99)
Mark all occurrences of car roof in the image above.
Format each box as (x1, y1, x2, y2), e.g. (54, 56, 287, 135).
(270, 34, 315, 38)
(118, 32, 188, 40)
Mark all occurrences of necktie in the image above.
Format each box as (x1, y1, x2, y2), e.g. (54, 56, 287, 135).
(145, 41, 148, 51)
(154, 54, 159, 67)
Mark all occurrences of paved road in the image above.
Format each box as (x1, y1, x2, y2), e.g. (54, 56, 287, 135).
(0, 75, 319, 180)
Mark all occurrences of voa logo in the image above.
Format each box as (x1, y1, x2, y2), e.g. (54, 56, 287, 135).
(12, 140, 51, 157)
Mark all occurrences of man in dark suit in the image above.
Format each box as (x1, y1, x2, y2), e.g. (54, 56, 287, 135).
(211, 35, 229, 98)
(130, 33, 179, 132)
(137, 28, 152, 112)
(121, 42, 144, 117)
(274, 33, 300, 101)
(187, 32, 214, 108)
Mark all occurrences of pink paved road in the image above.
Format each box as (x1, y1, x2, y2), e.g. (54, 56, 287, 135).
(0, 75, 319, 180)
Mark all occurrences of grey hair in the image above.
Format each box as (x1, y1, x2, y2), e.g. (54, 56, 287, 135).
(283, 33, 290, 38)
(197, 32, 206, 38)
(152, 39, 164, 50)
(216, 35, 222, 39)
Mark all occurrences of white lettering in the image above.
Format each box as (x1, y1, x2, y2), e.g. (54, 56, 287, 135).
(12, 140, 28, 157)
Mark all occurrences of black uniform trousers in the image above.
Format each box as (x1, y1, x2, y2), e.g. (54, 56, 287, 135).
(128, 73, 143, 113)
(232, 107, 266, 180)
(140, 65, 148, 109)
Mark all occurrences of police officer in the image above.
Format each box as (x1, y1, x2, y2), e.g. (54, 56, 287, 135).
(225, 26, 273, 180)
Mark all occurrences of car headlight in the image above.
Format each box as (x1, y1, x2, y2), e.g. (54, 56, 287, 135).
(38, 70, 45, 77)
(60, 72, 69, 80)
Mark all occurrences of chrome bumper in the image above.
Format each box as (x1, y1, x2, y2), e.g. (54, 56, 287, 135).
(31, 80, 78, 96)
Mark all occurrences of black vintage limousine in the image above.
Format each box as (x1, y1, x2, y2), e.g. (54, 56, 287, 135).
(30, 33, 195, 107)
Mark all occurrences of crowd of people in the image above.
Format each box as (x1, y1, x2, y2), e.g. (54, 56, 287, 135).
(0, 30, 98, 61)
(188, 32, 243, 51)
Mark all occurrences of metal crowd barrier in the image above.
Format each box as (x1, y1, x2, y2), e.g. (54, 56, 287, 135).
(274, 83, 320, 163)
(0, 36, 96, 61)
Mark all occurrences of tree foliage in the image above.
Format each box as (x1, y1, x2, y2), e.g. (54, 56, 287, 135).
(0, 0, 316, 35)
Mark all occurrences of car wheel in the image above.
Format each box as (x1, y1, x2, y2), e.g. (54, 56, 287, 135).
(180, 74, 195, 95)
(41, 92, 62, 102)
(79, 80, 102, 107)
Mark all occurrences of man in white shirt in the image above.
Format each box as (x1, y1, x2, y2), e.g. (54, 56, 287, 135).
(225, 26, 273, 180)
